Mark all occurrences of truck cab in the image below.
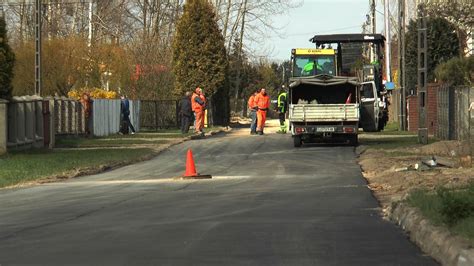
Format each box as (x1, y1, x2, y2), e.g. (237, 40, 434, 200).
(291, 48, 338, 77)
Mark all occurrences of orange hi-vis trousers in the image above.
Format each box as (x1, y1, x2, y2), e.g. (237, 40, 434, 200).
(256, 110, 267, 132)
(195, 111, 204, 133)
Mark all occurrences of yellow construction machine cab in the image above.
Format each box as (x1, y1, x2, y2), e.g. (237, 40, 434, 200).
(290, 48, 338, 78)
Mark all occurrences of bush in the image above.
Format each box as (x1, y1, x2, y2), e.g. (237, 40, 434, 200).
(0, 16, 15, 99)
(437, 185, 474, 226)
(405, 17, 460, 91)
(68, 87, 117, 100)
(435, 56, 474, 86)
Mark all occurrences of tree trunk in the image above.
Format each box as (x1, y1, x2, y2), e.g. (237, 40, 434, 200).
(233, 0, 247, 114)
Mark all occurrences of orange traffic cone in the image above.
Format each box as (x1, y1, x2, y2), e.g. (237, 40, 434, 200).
(184, 149, 198, 177)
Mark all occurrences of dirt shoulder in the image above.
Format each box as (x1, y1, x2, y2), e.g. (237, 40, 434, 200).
(357, 133, 474, 265)
(358, 136, 473, 208)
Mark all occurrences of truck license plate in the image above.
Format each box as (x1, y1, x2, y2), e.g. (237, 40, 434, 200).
(316, 127, 335, 132)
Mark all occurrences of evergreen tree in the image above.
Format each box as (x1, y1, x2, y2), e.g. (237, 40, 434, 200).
(0, 15, 15, 99)
(172, 0, 228, 125)
(405, 17, 459, 92)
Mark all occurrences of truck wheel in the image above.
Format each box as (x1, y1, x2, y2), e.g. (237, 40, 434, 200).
(293, 136, 302, 147)
(348, 135, 358, 146)
(362, 125, 377, 132)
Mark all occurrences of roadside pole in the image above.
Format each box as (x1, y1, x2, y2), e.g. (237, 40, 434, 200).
(35, 0, 42, 96)
(0, 99, 7, 155)
(398, 0, 407, 131)
(384, 0, 391, 83)
(470, 89, 474, 166)
(417, 5, 428, 144)
(370, 0, 376, 62)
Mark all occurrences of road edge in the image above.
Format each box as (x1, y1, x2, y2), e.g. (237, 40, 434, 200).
(356, 145, 474, 266)
(3, 127, 232, 189)
(388, 202, 474, 266)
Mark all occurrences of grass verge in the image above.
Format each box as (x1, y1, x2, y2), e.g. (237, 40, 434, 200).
(0, 148, 155, 188)
(360, 135, 422, 149)
(406, 183, 474, 243)
(360, 122, 416, 136)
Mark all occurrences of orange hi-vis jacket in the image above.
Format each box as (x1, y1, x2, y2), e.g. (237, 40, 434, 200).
(191, 93, 206, 112)
(248, 95, 257, 110)
(254, 92, 270, 110)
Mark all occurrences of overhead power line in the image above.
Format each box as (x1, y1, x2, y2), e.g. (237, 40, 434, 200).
(275, 25, 363, 38)
(2, 1, 86, 7)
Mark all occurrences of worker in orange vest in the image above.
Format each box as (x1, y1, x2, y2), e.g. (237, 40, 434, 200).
(247, 89, 259, 135)
(191, 87, 206, 136)
(254, 88, 270, 135)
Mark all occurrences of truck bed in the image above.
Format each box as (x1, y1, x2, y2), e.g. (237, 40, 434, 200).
(289, 104, 359, 122)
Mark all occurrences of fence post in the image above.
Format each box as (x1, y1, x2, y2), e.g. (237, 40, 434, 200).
(153, 101, 158, 130)
(469, 87, 474, 167)
(33, 95, 44, 148)
(0, 99, 7, 155)
(175, 100, 179, 128)
(49, 98, 56, 148)
(7, 99, 17, 147)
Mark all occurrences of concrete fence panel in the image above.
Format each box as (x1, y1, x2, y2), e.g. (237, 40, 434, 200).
(6, 96, 45, 149)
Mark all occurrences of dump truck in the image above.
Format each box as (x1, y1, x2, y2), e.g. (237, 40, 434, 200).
(309, 34, 389, 132)
(289, 74, 378, 147)
(288, 43, 385, 146)
(287, 35, 388, 147)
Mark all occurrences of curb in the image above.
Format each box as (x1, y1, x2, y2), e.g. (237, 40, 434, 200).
(389, 202, 474, 266)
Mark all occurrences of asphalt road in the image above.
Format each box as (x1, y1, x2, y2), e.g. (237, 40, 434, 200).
(0, 129, 438, 265)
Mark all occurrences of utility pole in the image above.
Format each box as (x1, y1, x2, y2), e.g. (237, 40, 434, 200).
(233, 0, 248, 115)
(88, 0, 93, 47)
(384, 0, 391, 83)
(398, 0, 407, 130)
(417, 4, 428, 144)
(35, 0, 42, 96)
(370, 0, 376, 62)
(0, 1, 4, 18)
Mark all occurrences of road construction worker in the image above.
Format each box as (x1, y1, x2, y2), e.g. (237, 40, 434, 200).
(191, 87, 206, 135)
(247, 89, 259, 135)
(254, 88, 270, 135)
(276, 89, 288, 133)
(179, 91, 193, 134)
(120, 95, 136, 135)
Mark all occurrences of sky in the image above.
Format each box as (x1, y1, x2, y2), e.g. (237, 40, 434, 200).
(257, 0, 386, 62)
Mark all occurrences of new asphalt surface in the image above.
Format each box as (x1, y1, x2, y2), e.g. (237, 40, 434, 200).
(0, 129, 438, 265)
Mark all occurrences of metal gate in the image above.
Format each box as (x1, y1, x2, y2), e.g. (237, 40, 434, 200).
(140, 100, 179, 130)
(437, 84, 472, 141)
